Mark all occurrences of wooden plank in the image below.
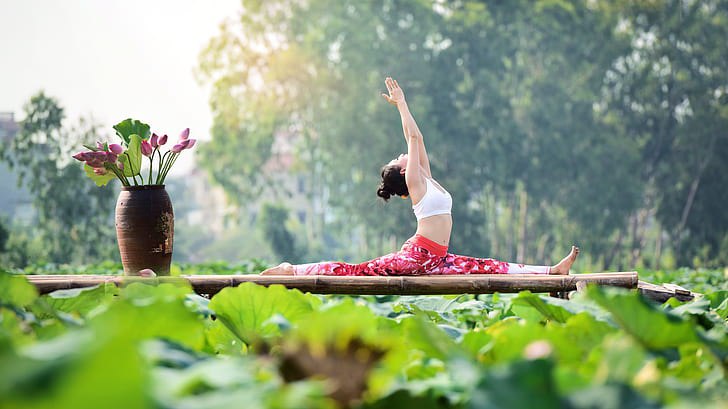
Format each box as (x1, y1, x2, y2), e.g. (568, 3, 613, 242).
(24, 272, 639, 296)
(638, 280, 696, 302)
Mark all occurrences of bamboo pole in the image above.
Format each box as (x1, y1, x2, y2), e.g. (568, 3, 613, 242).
(24, 272, 638, 296)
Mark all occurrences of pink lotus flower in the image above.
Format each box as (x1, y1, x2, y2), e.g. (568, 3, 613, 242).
(86, 151, 109, 168)
(171, 138, 197, 153)
(109, 144, 123, 155)
(74, 119, 200, 187)
(141, 140, 153, 157)
(106, 151, 118, 163)
(73, 146, 120, 169)
(72, 151, 88, 161)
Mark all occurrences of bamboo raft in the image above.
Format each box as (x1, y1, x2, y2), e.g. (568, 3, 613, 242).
(22, 271, 644, 294)
(19, 271, 696, 302)
(23, 272, 695, 301)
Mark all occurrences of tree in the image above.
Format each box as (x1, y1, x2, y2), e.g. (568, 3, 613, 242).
(197, 0, 444, 260)
(198, 0, 727, 268)
(0, 92, 118, 265)
(260, 203, 304, 263)
(0, 217, 8, 253)
(428, 0, 640, 263)
(603, 0, 728, 266)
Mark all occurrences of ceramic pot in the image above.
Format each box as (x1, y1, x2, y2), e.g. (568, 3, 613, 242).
(115, 185, 174, 275)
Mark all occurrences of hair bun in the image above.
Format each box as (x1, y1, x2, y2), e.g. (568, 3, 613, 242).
(377, 186, 391, 201)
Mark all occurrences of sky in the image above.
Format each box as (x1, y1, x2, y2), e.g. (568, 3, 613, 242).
(0, 0, 240, 172)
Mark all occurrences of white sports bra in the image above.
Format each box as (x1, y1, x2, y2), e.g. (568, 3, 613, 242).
(413, 178, 452, 220)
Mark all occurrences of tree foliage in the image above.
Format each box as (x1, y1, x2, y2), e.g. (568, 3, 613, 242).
(259, 203, 304, 263)
(197, 0, 728, 268)
(603, 0, 728, 266)
(0, 217, 8, 253)
(0, 92, 118, 265)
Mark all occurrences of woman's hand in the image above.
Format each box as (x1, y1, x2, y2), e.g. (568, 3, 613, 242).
(381, 77, 406, 106)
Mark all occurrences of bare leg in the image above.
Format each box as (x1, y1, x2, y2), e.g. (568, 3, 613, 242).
(260, 262, 295, 275)
(549, 246, 580, 275)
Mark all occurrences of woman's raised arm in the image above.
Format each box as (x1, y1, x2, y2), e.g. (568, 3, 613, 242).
(382, 77, 432, 178)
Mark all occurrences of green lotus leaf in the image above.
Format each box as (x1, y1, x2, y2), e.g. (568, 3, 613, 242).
(208, 282, 321, 345)
(566, 383, 660, 409)
(586, 286, 699, 350)
(84, 163, 116, 186)
(3, 328, 151, 409)
(0, 272, 38, 307)
(90, 283, 205, 350)
(469, 359, 563, 409)
(291, 299, 386, 349)
(113, 118, 151, 145)
(509, 291, 574, 323)
(481, 318, 549, 364)
(41, 283, 118, 319)
(204, 318, 247, 355)
(119, 134, 142, 177)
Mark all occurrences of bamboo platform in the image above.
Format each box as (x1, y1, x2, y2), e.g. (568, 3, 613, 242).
(636, 280, 696, 302)
(25, 272, 640, 296)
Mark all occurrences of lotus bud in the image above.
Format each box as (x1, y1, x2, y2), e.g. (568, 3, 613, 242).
(184, 139, 196, 149)
(72, 151, 89, 162)
(87, 158, 106, 168)
(171, 143, 185, 153)
(150, 133, 159, 148)
(179, 128, 190, 140)
(158, 134, 168, 146)
(108, 143, 123, 155)
(87, 151, 114, 168)
(141, 140, 153, 157)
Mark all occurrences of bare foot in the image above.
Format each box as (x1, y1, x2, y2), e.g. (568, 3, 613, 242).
(550, 246, 579, 275)
(260, 262, 295, 275)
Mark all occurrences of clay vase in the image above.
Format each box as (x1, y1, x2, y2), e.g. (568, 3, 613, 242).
(115, 185, 174, 276)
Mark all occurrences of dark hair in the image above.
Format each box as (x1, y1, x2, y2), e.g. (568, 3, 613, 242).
(377, 164, 409, 201)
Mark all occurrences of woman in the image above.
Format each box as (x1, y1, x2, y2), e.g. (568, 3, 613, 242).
(262, 77, 578, 276)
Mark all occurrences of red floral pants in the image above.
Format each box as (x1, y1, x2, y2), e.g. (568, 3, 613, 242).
(293, 235, 551, 276)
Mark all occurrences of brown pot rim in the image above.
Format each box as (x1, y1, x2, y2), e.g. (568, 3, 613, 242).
(121, 185, 166, 191)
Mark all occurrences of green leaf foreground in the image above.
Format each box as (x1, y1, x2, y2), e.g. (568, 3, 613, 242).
(0, 270, 726, 408)
(208, 282, 321, 346)
(0, 272, 38, 307)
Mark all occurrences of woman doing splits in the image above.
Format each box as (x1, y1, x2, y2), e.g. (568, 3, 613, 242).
(262, 77, 579, 276)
